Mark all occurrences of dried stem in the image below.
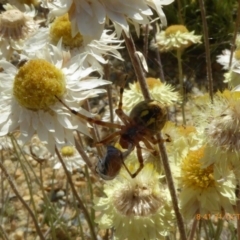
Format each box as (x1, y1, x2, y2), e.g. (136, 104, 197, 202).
(124, 31, 187, 240)
(236, 183, 240, 240)
(55, 146, 97, 240)
(228, 0, 240, 82)
(153, 27, 166, 82)
(188, 218, 198, 240)
(104, 64, 114, 124)
(0, 159, 45, 240)
(143, 24, 149, 60)
(157, 134, 187, 240)
(84, 100, 103, 157)
(177, 49, 186, 125)
(74, 132, 98, 177)
(198, 0, 214, 103)
(123, 32, 151, 100)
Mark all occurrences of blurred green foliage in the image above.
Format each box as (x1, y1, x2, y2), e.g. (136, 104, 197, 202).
(164, 0, 238, 56)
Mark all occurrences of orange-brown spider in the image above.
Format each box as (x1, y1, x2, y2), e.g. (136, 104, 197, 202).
(56, 84, 167, 179)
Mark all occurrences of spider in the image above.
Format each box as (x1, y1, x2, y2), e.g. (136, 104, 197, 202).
(56, 84, 167, 179)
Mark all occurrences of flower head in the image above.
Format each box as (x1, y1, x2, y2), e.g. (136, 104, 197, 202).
(0, 3, 38, 59)
(152, 24, 202, 52)
(193, 91, 240, 177)
(52, 145, 86, 172)
(179, 147, 236, 219)
(94, 163, 174, 240)
(0, 43, 110, 153)
(46, 0, 174, 41)
(217, 49, 240, 71)
(23, 22, 123, 72)
(123, 77, 179, 112)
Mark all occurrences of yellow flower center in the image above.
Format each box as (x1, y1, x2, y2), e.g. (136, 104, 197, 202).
(136, 77, 162, 92)
(61, 146, 75, 157)
(50, 13, 83, 48)
(181, 147, 215, 189)
(13, 59, 65, 110)
(234, 50, 240, 60)
(165, 25, 189, 36)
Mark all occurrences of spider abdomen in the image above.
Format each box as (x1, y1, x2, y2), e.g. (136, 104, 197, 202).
(129, 100, 167, 133)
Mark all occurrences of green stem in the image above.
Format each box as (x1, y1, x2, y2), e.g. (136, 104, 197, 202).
(176, 49, 186, 125)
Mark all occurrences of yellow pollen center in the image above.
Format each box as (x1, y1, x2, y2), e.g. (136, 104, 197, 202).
(13, 59, 65, 110)
(234, 50, 240, 60)
(61, 146, 75, 157)
(50, 13, 83, 48)
(136, 77, 162, 91)
(181, 147, 215, 189)
(165, 25, 189, 36)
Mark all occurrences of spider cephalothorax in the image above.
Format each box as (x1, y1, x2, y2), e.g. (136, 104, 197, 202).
(56, 84, 167, 179)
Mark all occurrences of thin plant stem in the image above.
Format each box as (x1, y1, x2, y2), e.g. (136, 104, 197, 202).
(84, 100, 104, 158)
(188, 218, 198, 240)
(143, 24, 149, 60)
(123, 31, 151, 100)
(55, 146, 97, 240)
(153, 27, 165, 82)
(0, 159, 45, 240)
(157, 134, 187, 240)
(177, 0, 184, 25)
(75, 132, 98, 177)
(124, 31, 187, 240)
(236, 183, 240, 240)
(228, 0, 240, 89)
(214, 218, 223, 239)
(0, 224, 9, 240)
(104, 64, 114, 124)
(198, 0, 214, 103)
(176, 49, 186, 125)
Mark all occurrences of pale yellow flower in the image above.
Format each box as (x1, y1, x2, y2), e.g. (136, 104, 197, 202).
(94, 163, 175, 240)
(123, 77, 179, 112)
(193, 91, 240, 177)
(179, 147, 236, 219)
(0, 3, 38, 59)
(152, 25, 201, 52)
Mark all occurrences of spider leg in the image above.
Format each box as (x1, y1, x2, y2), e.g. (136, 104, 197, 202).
(56, 96, 122, 129)
(114, 76, 133, 125)
(141, 138, 158, 156)
(95, 130, 122, 146)
(131, 143, 144, 178)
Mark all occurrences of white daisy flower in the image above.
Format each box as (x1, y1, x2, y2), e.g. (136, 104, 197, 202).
(0, 3, 39, 59)
(52, 145, 86, 172)
(45, 0, 174, 41)
(23, 14, 123, 72)
(217, 49, 240, 71)
(0, 43, 111, 153)
(152, 24, 202, 52)
(123, 77, 180, 112)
